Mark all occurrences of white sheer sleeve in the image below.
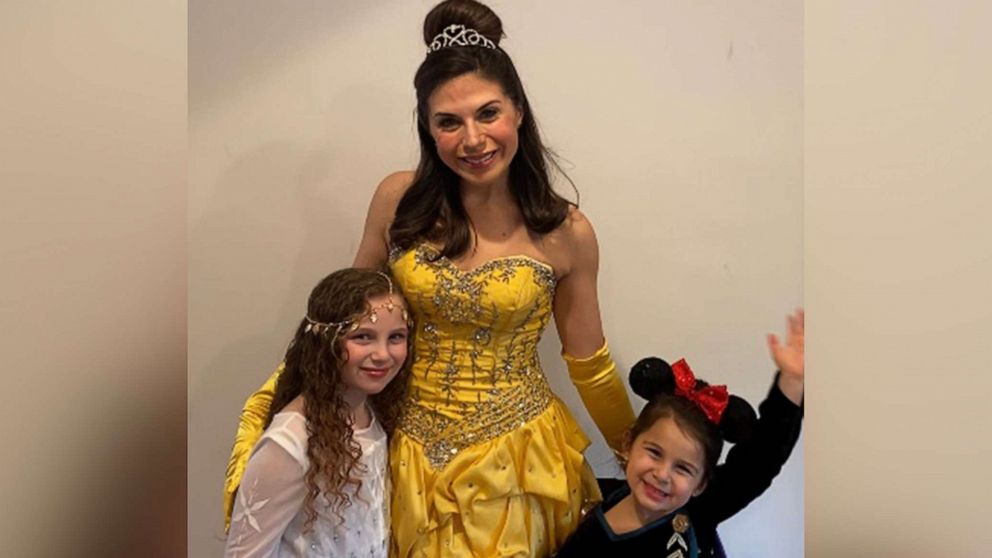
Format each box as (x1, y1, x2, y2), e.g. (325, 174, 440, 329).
(224, 416, 308, 558)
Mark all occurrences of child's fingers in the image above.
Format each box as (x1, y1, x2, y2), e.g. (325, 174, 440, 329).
(768, 333, 791, 370)
(788, 309, 804, 339)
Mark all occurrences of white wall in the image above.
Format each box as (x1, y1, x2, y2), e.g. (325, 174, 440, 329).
(1, 1, 187, 556)
(188, 1, 803, 556)
(805, 2, 992, 555)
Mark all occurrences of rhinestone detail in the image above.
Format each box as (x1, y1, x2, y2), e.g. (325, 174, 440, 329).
(389, 244, 557, 470)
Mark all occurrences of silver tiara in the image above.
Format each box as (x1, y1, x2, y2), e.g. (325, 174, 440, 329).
(427, 24, 497, 54)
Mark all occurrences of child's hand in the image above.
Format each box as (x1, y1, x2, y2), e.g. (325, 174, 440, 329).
(767, 308, 804, 405)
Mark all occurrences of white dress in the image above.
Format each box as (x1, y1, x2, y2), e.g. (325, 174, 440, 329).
(224, 410, 390, 558)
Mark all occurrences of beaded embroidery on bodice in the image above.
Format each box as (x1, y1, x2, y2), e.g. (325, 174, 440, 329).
(389, 244, 557, 469)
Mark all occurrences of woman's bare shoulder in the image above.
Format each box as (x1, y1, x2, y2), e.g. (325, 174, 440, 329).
(355, 171, 416, 267)
(554, 206, 598, 250)
(542, 206, 598, 277)
(373, 170, 416, 206)
(365, 170, 416, 229)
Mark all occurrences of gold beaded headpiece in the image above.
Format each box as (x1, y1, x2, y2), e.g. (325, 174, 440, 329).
(303, 271, 410, 342)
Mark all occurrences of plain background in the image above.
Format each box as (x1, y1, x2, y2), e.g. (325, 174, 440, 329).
(188, 1, 802, 556)
(0, 1, 187, 557)
(1, 1, 989, 557)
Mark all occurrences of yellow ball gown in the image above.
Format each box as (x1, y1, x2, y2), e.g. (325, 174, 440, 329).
(388, 244, 600, 557)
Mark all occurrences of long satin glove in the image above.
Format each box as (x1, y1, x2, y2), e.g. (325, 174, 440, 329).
(223, 363, 284, 532)
(562, 341, 636, 452)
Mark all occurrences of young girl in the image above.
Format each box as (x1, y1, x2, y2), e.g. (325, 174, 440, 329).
(555, 310, 804, 557)
(223, 268, 412, 558)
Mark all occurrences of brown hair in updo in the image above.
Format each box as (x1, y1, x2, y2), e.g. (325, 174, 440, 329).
(389, 0, 576, 259)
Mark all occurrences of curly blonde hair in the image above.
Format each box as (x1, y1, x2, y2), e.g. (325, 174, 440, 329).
(266, 268, 411, 530)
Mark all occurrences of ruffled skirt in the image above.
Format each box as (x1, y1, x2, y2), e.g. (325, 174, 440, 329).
(389, 398, 601, 557)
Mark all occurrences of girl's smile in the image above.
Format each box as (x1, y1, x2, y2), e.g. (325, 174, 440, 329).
(639, 480, 670, 503)
(623, 415, 708, 524)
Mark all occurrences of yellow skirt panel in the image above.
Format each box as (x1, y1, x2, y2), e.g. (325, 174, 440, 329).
(390, 399, 601, 558)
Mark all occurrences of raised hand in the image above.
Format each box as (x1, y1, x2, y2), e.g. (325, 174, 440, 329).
(767, 309, 804, 405)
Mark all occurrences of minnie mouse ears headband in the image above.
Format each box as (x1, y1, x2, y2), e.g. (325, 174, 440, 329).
(630, 357, 728, 420)
(630, 356, 757, 444)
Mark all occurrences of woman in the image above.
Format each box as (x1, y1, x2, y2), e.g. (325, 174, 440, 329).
(225, 1, 635, 555)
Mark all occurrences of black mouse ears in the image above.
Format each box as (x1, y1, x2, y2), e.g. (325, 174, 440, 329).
(629, 356, 757, 444)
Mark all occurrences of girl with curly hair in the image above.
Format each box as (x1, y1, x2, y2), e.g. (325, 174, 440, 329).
(223, 268, 411, 558)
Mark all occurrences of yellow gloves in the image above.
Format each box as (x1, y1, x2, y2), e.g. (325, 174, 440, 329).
(562, 341, 635, 452)
(223, 363, 284, 532)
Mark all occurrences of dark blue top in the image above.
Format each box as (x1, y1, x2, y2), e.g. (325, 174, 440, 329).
(555, 374, 803, 558)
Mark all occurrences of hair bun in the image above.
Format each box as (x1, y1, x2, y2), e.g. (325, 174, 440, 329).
(629, 357, 676, 400)
(423, 0, 504, 47)
(719, 395, 757, 444)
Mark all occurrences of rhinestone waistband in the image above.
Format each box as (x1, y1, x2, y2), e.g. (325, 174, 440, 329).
(397, 375, 554, 470)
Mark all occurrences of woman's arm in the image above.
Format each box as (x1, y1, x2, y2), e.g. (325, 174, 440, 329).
(553, 210, 635, 451)
(553, 210, 606, 357)
(353, 171, 414, 268)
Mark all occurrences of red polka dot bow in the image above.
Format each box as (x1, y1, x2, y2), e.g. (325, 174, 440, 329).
(671, 358, 729, 424)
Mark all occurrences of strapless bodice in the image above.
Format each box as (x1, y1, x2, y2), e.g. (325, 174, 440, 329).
(389, 243, 558, 469)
